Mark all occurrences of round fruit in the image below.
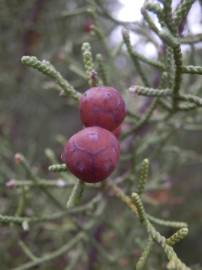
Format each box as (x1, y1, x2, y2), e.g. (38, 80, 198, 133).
(83, 20, 93, 33)
(61, 127, 120, 183)
(79, 86, 126, 131)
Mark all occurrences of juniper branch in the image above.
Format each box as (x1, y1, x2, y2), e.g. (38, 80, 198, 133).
(82, 42, 97, 86)
(141, 8, 179, 47)
(19, 240, 38, 261)
(21, 56, 81, 100)
(0, 196, 100, 225)
(64, 248, 82, 270)
(16, 154, 65, 210)
(122, 29, 149, 86)
(178, 94, 202, 106)
(125, 48, 165, 70)
(165, 46, 175, 89)
(147, 214, 188, 228)
(136, 236, 153, 270)
(174, 0, 195, 27)
(166, 227, 189, 246)
(6, 179, 72, 188)
(163, 0, 176, 32)
(138, 159, 150, 195)
(173, 45, 183, 110)
(122, 98, 158, 139)
(129, 85, 172, 97)
(144, 1, 166, 28)
(66, 179, 85, 208)
(180, 33, 202, 44)
(13, 233, 84, 270)
(106, 181, 138, 216)
(60, 7, 93, 18)
(48, 163, 67, 172)
(182, 65, 202, 75)
(96, 53, 108, 85)
(131, 193, 190, 270)
(147, 222, 190, 270)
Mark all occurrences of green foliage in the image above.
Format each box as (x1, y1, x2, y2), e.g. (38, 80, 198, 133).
(0, 0, 202, 269)
(21, 56, 81, 101)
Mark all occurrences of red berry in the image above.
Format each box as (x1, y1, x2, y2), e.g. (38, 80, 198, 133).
(112, 125, 122, 139)
(61, 127, 120, 183)
(83, 20, 93, 33)
(79, 87, 126, 131)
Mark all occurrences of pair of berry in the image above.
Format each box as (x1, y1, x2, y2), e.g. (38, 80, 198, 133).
(61, 86, 126, 183)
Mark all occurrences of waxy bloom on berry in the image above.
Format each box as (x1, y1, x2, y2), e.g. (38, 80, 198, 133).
(61, 127, 120, 183)
(79, 86, 126, 131)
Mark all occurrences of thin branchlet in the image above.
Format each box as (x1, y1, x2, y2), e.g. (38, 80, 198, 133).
(131, 193, 190, 270)
(96, 53, 108, 85)
(21, 56, 81, 100)
(66, 180, 85, 208)
(174, 0, 195, 27)
(82, 42, 98, 86)
(122, 28, 149, 86)
(137, 159, 150, 195)
(136, 236, 153, 270)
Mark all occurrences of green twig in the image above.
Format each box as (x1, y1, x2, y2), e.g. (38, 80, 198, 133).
(129, 85, 172, 97)
(13, 233, 84, 270)
(138, 159, 150, 195)
(48, 163, 67, 172)
(182, 65, 202, 74)
(147, 214, 188, 228)
(66, 180, 85, 208)
(0, 195, 100, 225)
(122, 98, 158, 139)
(122, 29, 164, 69)
(82, 42, 97, 86)
(122, 28, 149, 86)
(147, 222, 190, 270)
(178, 94, 202, 107)
(174, 0, 195, 26)
(96, 53, 108, 85)
(21, 56, 81, 100)
(163, 0, 176, 32)
(166, 227, 189, 246)
(15, 187, 26, 216)
(141, 8, 179, 47)
(106, 181, 138, 216)
(136, 236, 153, 270)
(6, 179, 72, 188)
(19, 240, 38, 261)
(172, 45, 183, 110)
(131, 193, 190, 270)
(16, 154, 65, 210)
(60, 7, 93, 18)
(64, 248, 82, 270)
(165, 47, 175, 89)
(180, 34, 202, 44)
